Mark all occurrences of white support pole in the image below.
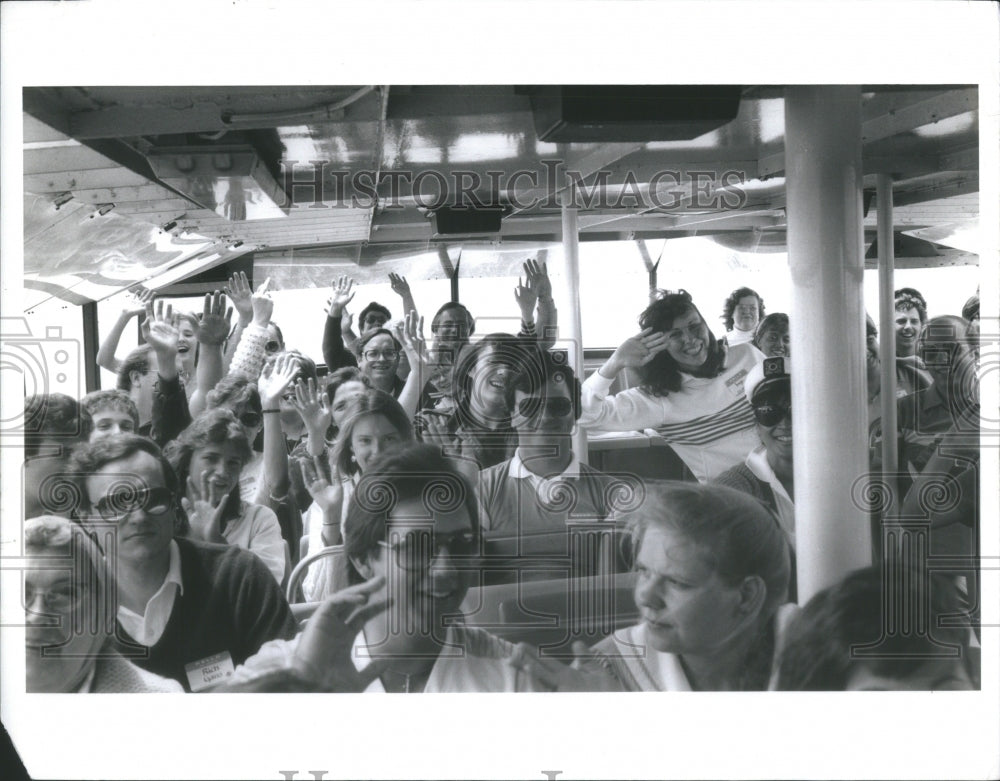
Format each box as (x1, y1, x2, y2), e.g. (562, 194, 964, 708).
(876, 175, 899, 513)
(560, 185, 588, 465)
(785, 87, 873, 603)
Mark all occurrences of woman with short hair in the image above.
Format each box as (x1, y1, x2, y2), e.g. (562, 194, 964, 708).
(165, 408, 287, 583)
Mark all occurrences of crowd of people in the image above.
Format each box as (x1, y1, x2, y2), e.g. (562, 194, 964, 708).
(20, 269, 981, 693)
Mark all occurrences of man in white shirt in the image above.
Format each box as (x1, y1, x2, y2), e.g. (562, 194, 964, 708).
(72, 434, 296, 691)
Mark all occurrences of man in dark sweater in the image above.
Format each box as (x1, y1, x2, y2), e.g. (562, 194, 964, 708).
(72, 435, 297, 691)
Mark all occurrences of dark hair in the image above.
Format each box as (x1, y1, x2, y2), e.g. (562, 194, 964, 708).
(71, 434, 180, 509)
(163, 409, 251, 527)
(451, 333, 529, 426)
(431, 302, 475, 341)
(81, 390, 140, 430)
(343, 443, 479, 584)
(961, 295, 979, 322)
(205, 375, 263, 418)
(117, 345, 152, 392)
(359, 302, 392, 328)
(331, 389, 415, 477)
(324, 366, 369, 404)
(503, 348, 582, 420)
(622, 481, 791, 690)
(638, 291, 726, 396)
(777, 565, 976, 690)
(721, 287, 765, 332)
(268, 321, 285, 346)
(24, 394, 92, 458)
(355, 328, 402, 362)
(894, 287, 928, 324)
(753, 312, 789, 348)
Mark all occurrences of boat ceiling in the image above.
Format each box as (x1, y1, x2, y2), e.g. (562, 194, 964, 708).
(22, 85, 979, 301)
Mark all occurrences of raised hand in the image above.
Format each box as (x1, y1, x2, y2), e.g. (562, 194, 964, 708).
(141, 299, 180, 356)
(299, 455, 344, 514)
(251, 277, 274, 327)
(292, 377, 331, 435)
(507, 641, 622, 692)
(388, 272, 410, 299)
(514, 274, 538, 320)
(181, 472, 229, 544)
(607, 328, 670, 372)
(523, 258, 552, 300)
(340, 309, 354, 333)
(197, 290, 234, 346)
(400, 310, 427, 366)
(225, 271, 254, 324)
(257, 352, 299, 410)
(292, 575, 391, 691)
(327, 275, 356, 317)
(123, 287, 154, 319)
(417, 412, 455, 450)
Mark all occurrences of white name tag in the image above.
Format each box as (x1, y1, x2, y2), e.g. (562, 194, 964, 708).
(184, 651, 235, 692)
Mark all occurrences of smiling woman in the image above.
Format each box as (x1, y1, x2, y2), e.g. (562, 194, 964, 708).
(164, 408, 287, 582)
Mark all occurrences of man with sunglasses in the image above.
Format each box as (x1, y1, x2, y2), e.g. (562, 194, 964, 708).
(477, 351, 620, 537)
(71, 435, 297, 691)
(714, 356, 795, 548)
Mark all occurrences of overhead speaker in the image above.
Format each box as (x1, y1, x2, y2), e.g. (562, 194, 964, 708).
(524, 85, 743, 142)
(431, 206, 504, 236)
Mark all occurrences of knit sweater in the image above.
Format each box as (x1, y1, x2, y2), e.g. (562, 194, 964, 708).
(112, 537, 297, 691)
(90, 650, 184, 692)
(579, 342, 764, 482)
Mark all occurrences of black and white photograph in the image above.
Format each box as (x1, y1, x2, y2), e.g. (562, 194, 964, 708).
(1, 1, 998, 779)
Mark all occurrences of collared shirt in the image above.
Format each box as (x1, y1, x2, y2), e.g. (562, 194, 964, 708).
(508, 448, 582, 505)
(117, 539, 184, 647)
(745, 444, 795, 546)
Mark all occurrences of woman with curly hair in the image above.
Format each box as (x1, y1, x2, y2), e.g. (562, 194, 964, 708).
(579, 290, 765, 482)
(721, 287, 765, 347)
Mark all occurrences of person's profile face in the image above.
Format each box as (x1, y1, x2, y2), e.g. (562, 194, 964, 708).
(633, 525, 746, 656)
(84, 450, 175, 564)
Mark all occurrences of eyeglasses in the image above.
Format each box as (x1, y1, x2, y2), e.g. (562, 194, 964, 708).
(93, 486, 174, 521)
(515, 396, 574, 419)
(24, 581, 85, 612)
(239, 411, 262, 427)
(377, 529, 479, 572)
(363, 349, 399, 362)
(752, 398, 791, 427)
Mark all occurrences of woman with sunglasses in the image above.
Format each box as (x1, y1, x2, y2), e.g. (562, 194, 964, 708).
(714, 357, 795, 549)
(298, 389, 415, 600)
(579, 289, 765, 482)
(165, 407, 287, 583)
(232, 444, 545, 692)
(511, 482, 794, 691)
